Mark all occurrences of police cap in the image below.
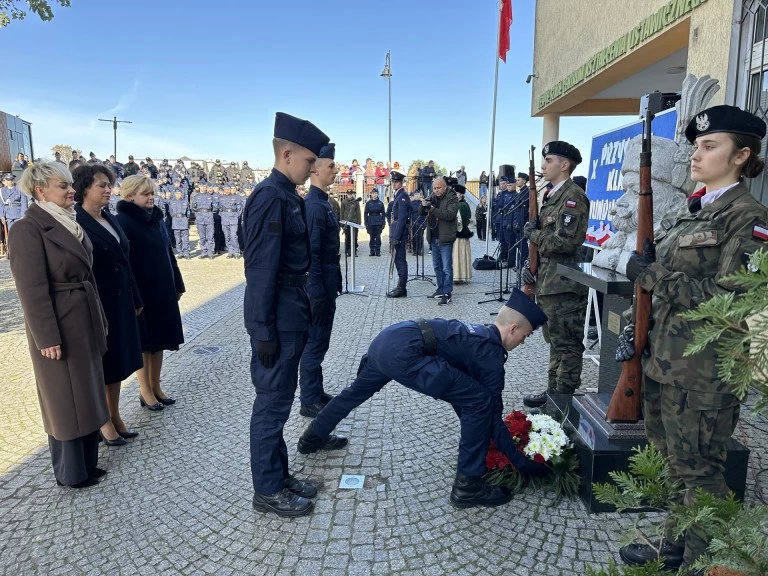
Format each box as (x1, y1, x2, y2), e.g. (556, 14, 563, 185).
(685, 104, 767, 144)
(499, 176, 509, 183)
(2, 173, 14, 181)
(318, 143, 335, 160)
(517, 172, 529, 182)
(390, 168, 406, 181)
(274, 112, 330, 156)
(505, 288, 548, 330)
(542, 140, 582, 165)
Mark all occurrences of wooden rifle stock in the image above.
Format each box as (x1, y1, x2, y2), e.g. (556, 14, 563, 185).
(605, 112, 655, 423)
(524, 145, 538, 300)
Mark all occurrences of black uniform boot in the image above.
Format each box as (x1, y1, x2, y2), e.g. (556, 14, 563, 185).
(297, 422, 349, 454)
(386, 281, 407, 298)
(619, 540, 684, 571)
(449, 473, 513, 509)
(523, 388, 555, 408)
(252, 488, 314, 517)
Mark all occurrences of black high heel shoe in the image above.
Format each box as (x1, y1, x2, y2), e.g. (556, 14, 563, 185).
(99, 432, 127, 446)
(139, 395, 164, 411)
(156, 396, 176, 406)
(116, 429, 139, 439)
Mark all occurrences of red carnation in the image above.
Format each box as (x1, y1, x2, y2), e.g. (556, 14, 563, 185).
(533, 454, 545, 464)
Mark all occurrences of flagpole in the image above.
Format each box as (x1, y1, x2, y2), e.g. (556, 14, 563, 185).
(486, 1, 502, 256)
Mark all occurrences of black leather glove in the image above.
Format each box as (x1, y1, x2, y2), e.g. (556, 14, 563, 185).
(523, 218, 540, 239)
(625, 238, 656, 283)
(257, 338, 279, 369)
(615, 324, 635, 362)
(310, 298, 330, 326)
(521, 260, 536, 285)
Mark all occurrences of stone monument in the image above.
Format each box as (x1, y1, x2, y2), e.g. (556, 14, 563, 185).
(592, 74, 720, 274)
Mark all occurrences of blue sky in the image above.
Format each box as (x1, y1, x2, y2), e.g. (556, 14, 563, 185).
(2, 0, 633, 177)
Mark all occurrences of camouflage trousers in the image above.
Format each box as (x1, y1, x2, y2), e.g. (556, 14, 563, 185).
(537, 293, 586, 393)
(643, 376, 740, 565)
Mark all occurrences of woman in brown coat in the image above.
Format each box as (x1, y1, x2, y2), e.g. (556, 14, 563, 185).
(9, 162, 109, 489)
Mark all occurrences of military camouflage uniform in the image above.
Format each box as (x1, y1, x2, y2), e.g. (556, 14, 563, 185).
(527, 179, 589, 393)
(637, 182, 768, 565)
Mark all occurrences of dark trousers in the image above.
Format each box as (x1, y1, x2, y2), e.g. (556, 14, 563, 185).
(312, 324, 492, 476)
(48, 430, 100, 485)
(299, 306, 336, 405)
(394, 237, 408, 283)
(368, 225, 382, 254)
(476, 218, 486, 241)
(249, 330, 308, 494)
(411, 227, 425, 256)
(344, 226, 358, 255)
(213, 213, 225, 253)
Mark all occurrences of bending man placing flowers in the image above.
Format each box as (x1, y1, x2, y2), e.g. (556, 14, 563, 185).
(298, 289, 549, 509)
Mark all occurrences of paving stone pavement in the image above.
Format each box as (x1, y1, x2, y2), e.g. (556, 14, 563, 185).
(1, 229, 767, 576)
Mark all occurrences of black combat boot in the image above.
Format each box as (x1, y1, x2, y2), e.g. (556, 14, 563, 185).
(386, 281, 407, 298)
(449, 473, 513, 509)
(252, 488, 314, 517)
(297, 422, 349, 454)
(620, 540, 684, 571)
(523, 388, 555, 408)
(285, 474, 318, 499)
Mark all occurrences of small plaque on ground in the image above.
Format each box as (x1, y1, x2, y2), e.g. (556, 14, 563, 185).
(339, 475, 365, 489)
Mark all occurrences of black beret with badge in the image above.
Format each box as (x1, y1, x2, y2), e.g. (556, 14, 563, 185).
(542, 140, 582, 165)
(685, 104, 767, 144)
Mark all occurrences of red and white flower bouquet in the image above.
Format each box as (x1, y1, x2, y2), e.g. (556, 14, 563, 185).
(484, 410, 580, 500)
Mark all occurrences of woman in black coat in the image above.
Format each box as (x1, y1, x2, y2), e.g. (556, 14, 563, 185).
(73, 164, 144, 445)
(117, 175, 185, 411)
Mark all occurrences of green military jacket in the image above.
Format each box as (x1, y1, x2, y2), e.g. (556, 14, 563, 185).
(529, 179, 589, 296)
(638, 182, 768, 392)
(341, 197, 361, 224)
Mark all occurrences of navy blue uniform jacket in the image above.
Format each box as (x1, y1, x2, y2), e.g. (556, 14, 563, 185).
(304, 185, 342, 301)
(427, 318, 519, 464)
(390, 187, 411, 241)
(242, 168, 310, 341)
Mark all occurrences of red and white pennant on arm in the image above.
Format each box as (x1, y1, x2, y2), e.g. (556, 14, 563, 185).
(498, 0, 513, 62)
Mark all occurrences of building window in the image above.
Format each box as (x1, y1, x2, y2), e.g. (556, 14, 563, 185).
(742, 0, 768, 203)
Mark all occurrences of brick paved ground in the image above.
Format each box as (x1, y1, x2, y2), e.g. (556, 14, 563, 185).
(1, 228, 766, 575)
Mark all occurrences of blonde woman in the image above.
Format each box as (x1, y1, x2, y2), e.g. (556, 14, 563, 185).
(9, 162, 109, 488)
(116, 175, 185, 411)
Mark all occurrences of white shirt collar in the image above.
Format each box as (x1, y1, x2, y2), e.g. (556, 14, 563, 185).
(701, 182, 739, 207)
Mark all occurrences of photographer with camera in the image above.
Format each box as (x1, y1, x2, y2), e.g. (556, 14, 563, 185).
(421, 177, 459, 305)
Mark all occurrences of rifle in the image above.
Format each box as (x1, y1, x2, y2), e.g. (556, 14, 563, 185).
(524, 145, 539, 300)
(605, 101, 656, 423)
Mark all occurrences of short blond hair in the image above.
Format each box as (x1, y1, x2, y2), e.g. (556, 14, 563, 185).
(120, 174, 155, 199)
(17, 161, 72, 198)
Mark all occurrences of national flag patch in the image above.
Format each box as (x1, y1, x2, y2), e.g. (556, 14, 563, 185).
(566, 200, 577, 208)
(753, 225, 768, 241)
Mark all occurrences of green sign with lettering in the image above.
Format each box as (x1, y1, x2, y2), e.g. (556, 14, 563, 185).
(536, 0, 708, 111)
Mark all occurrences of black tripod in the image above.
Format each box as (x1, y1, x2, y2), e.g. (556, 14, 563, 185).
(479, 194, 527, 303)
(407, 216, 435, 285)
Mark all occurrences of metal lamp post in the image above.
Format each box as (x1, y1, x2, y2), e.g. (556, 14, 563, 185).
(380, 51, 392, 170)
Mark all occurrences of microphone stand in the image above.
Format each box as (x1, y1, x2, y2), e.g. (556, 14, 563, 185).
(479, 193, 528, 303)
(407, 215, 435, 285)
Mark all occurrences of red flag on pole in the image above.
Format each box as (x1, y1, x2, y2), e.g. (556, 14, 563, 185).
(498, 0, 513, 62)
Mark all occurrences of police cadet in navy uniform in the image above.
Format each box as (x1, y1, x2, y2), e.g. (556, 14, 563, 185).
(219, 183, 242, 259)
(243, 112, 346, 518)
(191, 182, 216, 258)
(169, 188, 191, 259)
(386, 168, 411, 298)
(1, 173, 30, 230)
(364, 188, 385, 256)
(512, 172, 530, 268)
(298, 288, 549, 508)
(299, 142, 342, 418)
